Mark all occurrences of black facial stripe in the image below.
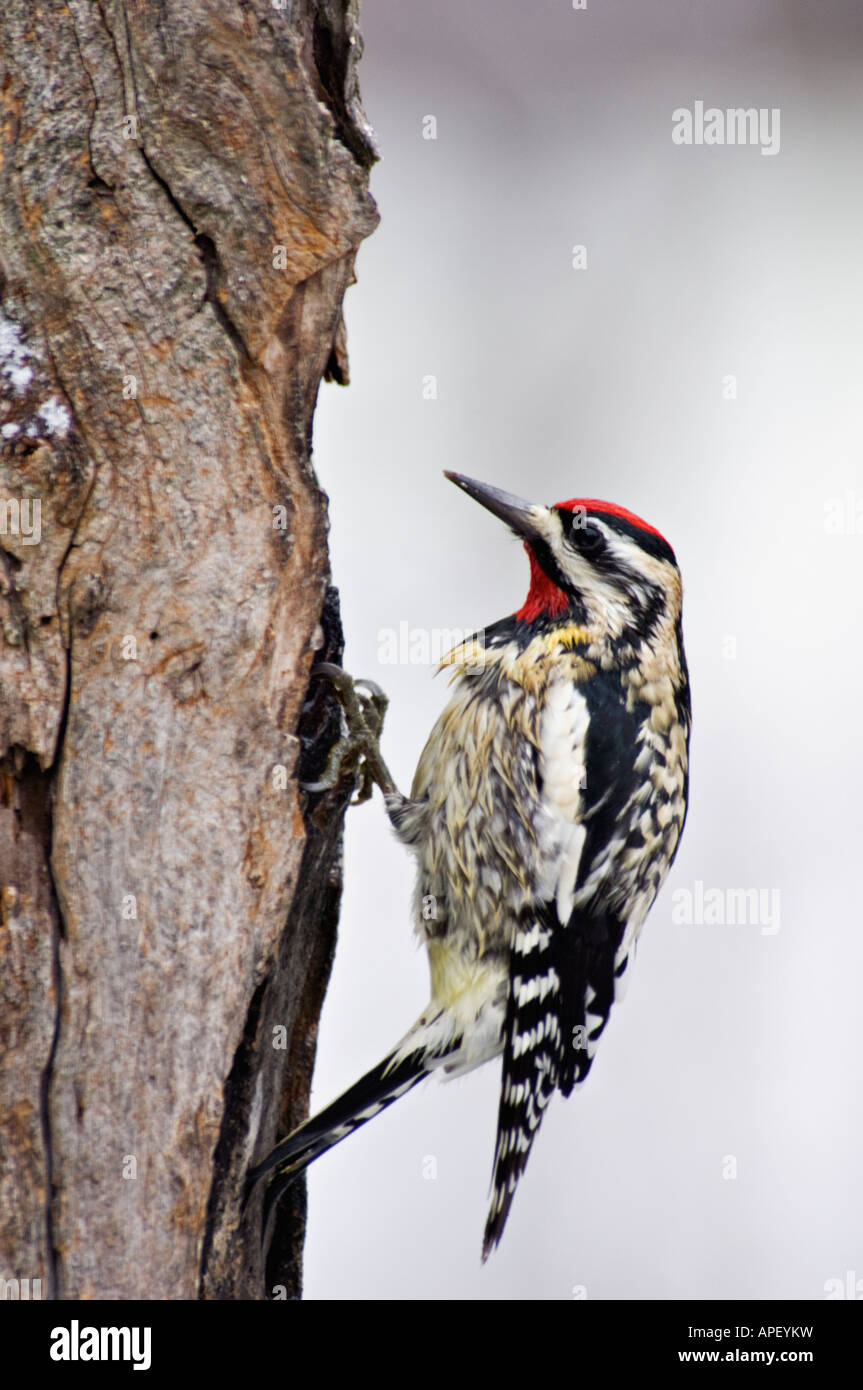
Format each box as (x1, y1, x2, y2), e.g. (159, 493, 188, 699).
(553, 516, 627, 588)
(589, 512, 677, 566)
(529, 536, 571, 593)
(555, 506, 677, 567)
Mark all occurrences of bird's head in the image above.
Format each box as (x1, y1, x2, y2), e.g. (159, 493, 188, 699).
(445, 471, 682, 650)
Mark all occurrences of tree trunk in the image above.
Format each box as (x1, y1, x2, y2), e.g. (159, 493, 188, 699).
(0, 0, 377, 1301)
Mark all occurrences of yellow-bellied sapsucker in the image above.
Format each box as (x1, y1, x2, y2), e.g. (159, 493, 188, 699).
(248, 472, 691, 1259)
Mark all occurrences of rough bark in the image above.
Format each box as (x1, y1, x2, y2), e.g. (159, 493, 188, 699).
(0, 0, 377, 1300)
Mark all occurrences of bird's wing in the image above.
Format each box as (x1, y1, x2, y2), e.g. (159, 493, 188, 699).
(483, 672, 641, 1257)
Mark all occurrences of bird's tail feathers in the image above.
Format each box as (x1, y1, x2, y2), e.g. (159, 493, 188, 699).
(245, 1013, 461, 1238)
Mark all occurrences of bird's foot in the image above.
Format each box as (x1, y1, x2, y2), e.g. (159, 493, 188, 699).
(302, 663, 397, 804)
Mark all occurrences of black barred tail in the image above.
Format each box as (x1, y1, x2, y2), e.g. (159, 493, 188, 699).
(483, 913, 562, 1260)
(482, 905, 625, 1260)
(245, 1048, 430, 1238)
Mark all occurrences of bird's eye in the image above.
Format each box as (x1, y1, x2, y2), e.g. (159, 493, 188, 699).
(565, 513, 604, 552)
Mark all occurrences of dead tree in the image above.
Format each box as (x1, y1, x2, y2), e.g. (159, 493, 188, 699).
(0, 0, 377, 1300)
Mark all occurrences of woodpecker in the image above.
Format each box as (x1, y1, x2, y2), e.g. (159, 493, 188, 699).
(248, 472, 691, 1259)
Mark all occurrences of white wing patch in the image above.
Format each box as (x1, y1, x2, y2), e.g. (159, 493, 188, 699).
(537, 679, 590, 924)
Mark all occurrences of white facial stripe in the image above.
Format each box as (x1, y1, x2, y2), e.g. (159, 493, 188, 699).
(527, 506, 563, 544)
(595, 523, 654, 577)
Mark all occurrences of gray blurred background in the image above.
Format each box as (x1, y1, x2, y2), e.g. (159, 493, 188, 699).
(304, 0, 863, 1299)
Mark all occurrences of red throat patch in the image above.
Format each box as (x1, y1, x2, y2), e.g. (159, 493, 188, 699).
(515, 544, 569, 623)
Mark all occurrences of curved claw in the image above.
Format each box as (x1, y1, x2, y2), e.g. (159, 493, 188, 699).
(353, 678, 387, 701)
(303, 663, 398, 800)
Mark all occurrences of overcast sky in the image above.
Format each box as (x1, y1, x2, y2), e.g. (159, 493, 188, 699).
(302, 0, 863, 1300)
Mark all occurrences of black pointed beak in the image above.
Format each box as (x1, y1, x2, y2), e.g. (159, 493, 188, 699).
(444, 471, 545, 542)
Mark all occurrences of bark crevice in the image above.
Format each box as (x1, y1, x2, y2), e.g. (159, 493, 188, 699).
(39, 804, 64, 1303)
